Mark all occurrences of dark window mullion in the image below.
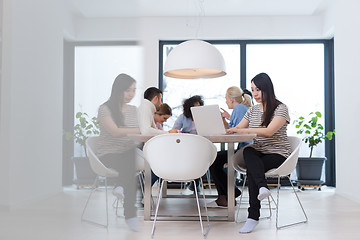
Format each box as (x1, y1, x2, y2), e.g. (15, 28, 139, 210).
(324, 38, 336, 187)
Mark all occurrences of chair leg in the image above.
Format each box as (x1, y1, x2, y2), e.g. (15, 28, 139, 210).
(206, 170, 212, 194)
(138, 171, 145, 198)
(236, 175, 272, 223)
(275, 176, 308, 229)
(137, 171, 155, 209)
(196, 178, 210, 238)
(81, 176, 109, 229)
(105, 177, 109, 228)
(235, 175, 247, 223)
(151, 179, 165, 238)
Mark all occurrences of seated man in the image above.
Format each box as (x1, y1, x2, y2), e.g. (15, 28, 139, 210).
(138, 87, 178, 187)
(138, 87, 178, 135)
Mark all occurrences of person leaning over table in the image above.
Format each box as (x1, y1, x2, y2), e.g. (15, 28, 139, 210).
(138, 87, 179, 135)
(96, 73, 140, 232)
(228, 72, 291, 234)
(208, 86, 253, 208)
(154, 103, 172, 130)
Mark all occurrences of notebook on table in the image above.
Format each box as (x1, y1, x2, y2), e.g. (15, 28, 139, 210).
(190, 104, 228, 136)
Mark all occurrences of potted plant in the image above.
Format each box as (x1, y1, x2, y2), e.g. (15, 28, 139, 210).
(64, 112, 100, 188)
(293, 111, 335, 188)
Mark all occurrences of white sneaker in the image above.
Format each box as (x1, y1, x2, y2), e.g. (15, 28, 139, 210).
(126, 217, 141, 232)
(112, 186, 124, 199)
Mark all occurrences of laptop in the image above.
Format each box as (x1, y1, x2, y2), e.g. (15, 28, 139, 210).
(191, 104, 228, 136)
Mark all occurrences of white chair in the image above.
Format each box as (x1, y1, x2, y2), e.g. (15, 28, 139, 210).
(233, 136, 308, 229)
(135, 148, 156, 208)
(143, 134, 217, 238)
(81, 136, 119, 229)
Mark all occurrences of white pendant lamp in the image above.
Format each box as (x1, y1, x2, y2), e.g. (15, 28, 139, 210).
(164, 40, 227, 79)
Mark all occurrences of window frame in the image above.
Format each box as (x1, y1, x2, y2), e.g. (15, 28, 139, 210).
(159, 39, 335, 186)
(63, 40, 139, 185)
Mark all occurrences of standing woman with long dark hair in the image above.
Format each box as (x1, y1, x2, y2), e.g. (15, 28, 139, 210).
(96, 73, 140, 231)
(228, 73, 291, 233)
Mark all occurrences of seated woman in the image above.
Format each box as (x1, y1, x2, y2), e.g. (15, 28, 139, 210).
(209, 86, 252, 208)
(96, 73, 140, 231)
(228, 73, 291, 233)
(154, 103, 172, 130)
(173, 95, 204, 134)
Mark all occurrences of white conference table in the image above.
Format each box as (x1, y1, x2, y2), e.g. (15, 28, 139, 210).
(130, 133, 256, 222)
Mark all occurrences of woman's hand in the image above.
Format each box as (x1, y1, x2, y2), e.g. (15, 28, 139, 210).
(227, 127, 246, 134)
(168, 126, 181, 133)
(220, 108, 231, 120)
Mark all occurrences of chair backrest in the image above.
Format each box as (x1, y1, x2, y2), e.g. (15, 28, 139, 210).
(232, 144, 252, 173)
(265, 136, 302, 177)
(86, 136, 118, 177)
(143, 134, 217, 181)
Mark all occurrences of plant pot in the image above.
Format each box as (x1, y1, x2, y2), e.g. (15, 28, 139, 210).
(296, 157, 326, 184)
(72, 157, 97, 187)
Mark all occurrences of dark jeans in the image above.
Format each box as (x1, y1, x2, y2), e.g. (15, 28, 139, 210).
(99, 148, 137, 219)
(243, 147, 286, 220)
(209, 150, 241, 199)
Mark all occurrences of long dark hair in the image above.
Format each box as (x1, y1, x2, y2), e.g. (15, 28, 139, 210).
(251, 73, 282, 127)
(104, 73, 136, 127)
(183, 95, 204, 119)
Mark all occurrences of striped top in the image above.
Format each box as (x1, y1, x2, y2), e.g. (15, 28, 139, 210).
(96, 104, 138, 157)
(244, 103, 291, 158)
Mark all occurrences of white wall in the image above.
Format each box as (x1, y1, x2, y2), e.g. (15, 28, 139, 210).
(75, 17, 139, 41)
(3, 0, 354, 208)
(73, 14, 329, 88)
(334, 0, 360, 203)
(0, 0, 64, 208)
(138, 15, 328, 88)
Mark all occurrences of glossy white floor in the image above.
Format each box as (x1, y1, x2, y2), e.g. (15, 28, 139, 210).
(1, 185, 359, 240)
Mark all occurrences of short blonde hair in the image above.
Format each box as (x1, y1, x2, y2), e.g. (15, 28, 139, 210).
(227, 86, 252, 108)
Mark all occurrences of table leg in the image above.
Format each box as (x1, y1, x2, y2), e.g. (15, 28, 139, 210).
(162, 181, 168, 198)
(144, 160, 151, 220)
(227, 142, 235, 221)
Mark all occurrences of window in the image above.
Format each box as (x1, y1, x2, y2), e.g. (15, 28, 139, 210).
(159, 39, 335, 186)
(161, 43, 240, 130)
(246, 43, 325, 158)
(63, 41, 143, 185)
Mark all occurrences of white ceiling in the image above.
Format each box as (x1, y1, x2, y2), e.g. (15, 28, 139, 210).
(66, 0, 329, 18)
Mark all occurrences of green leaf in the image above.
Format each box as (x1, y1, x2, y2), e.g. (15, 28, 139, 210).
(293, 111, 334, 151)
(70, 111, 100, 157)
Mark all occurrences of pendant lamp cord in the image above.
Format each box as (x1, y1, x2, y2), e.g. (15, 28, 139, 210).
(196, 0, 205, 38)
